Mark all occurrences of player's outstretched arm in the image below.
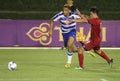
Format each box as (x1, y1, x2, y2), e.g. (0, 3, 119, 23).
(70, 14, 89, 23)
(81, 15, 89, 22)
(76, 9, 81, 16)
(49, 19, 54, 38)
(70, 15, 87, 23)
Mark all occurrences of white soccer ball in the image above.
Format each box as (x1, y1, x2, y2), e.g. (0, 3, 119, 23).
(8, 61, 17, 70)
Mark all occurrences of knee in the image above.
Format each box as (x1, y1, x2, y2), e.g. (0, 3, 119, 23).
(94, 50, 101, 54)
(67, 43, 71, 48)
(67, 46, 72, 52)
(67, 44, 72, 51)
(78, 47, 84, 54)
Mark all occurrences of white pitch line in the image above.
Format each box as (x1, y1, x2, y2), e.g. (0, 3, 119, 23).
(0, 47, 61, 49)
(100, 78, 108, 81)
(0, 78, 97, 81)
(0, 47, 120, 50)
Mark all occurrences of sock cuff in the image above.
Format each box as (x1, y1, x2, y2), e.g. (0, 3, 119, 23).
(67, 52, 73, 56)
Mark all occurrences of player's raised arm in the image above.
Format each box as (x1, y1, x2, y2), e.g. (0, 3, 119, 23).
(76, 9, 81, 16)
(49, 11, 62, 37)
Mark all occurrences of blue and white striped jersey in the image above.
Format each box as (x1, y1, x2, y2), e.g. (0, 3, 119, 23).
(52, 11, 81, 33)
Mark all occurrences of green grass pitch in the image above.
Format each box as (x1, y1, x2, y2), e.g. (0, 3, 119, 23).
(0, 49, 120, 81)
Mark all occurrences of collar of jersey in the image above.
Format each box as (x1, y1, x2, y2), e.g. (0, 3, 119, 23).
(64, 12, 72, 18)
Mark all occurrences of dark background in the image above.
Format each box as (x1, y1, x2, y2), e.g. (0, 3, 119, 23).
(0, 0, 119, 20)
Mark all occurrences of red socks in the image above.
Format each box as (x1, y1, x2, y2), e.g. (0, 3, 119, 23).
(99, 51, 110, 62)
(78, 54, 84, 68)
(78, 51, 110, 68)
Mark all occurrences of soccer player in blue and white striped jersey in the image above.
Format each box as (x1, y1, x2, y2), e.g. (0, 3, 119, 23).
(49, 5, 82, 68)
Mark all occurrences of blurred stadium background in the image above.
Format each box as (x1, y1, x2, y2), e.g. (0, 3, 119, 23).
(0, 0, 120, 20)
(0, 0, 120, 47)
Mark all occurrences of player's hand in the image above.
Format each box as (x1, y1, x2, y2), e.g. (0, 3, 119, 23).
(65, 21, 70, 25)
(68, 19, 74, 23)
(76, 9, 82, 16)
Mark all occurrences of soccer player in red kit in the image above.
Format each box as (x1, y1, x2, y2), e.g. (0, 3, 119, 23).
(70, 7, 113, 69)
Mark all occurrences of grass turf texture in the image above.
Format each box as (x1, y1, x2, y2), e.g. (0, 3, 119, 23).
(0, 49, 120, 81)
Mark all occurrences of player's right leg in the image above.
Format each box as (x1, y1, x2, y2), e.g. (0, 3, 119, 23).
(75, 46, 84, 70)
(65, 36, 75, 69)
(75, 41, 95, 70)
(64, 30, 77, 69)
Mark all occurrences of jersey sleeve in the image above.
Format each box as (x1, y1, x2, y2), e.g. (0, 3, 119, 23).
(89, 19, 97, 25)
(74, 14, 81, 19)
(89, 18, 101, 25)
(52, 11, 63, 21)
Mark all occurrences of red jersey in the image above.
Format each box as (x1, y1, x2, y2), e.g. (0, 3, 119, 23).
(88, 18, 101, 42)
(84, 18, 102, 51)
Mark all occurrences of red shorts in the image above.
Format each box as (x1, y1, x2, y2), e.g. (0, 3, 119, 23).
(84, 40, 100, 51)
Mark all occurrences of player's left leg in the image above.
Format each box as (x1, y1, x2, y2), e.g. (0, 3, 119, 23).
(94, 49, 113, 68)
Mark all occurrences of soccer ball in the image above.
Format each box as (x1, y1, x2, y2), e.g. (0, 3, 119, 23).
(8, 61, 17, 70)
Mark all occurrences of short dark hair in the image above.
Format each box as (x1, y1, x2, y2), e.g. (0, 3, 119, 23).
(63, 4, 71, 10)
(90, 7, 99, 15)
